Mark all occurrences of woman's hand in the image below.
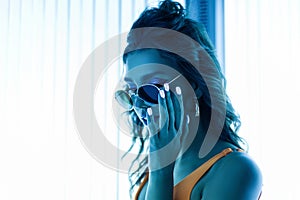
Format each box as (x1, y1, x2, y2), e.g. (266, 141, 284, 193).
(146, 84, 189, 172)
(143, 84, 189, 200)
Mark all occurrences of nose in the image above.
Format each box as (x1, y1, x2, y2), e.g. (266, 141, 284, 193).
(130, 95, 151, 125)
(131, 95, 151, 109)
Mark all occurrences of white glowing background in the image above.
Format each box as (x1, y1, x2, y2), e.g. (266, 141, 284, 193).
(225, 0, 300, 199)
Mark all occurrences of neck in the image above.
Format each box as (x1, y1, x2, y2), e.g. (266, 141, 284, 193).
(173, 116, 237, 184)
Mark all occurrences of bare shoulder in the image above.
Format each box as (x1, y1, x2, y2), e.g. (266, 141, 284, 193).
(221, 151, 262, 180)
(202, 151, 263, 200)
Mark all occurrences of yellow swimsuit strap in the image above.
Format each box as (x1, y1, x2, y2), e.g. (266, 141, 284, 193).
(173, 148, 234, 200)
(135, 148, 237, 200)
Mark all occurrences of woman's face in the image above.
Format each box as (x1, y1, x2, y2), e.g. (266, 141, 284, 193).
(125, 49, 179, 85)
(123, 49, 196, 126)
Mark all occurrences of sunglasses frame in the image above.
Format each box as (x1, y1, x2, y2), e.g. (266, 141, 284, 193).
(115, 74, 181, 111)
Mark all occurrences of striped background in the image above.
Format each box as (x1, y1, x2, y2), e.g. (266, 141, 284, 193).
(1, 0, 300, 199)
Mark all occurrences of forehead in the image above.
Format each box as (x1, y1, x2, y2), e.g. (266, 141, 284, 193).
(126, 49, 172, 68)
(124, 49, 179, 83)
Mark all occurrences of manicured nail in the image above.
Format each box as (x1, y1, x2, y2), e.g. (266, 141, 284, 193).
(176, 86, 181, 95)
(164, 83, 169, 91)
(159, 90, 165, 98)
(186, 115, 190, 124)
(147, 107, 152, 116)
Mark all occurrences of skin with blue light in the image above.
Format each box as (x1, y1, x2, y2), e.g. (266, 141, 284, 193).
(124, 49, 262, 200)
(121, 1, 262, 199)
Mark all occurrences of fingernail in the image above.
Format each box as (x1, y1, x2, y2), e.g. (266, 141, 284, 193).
(176, 86, 181, 95)
(186, 115, 190, 124)
(164, 83, 169, 91)
(159, 90, 165, 98)
(147, 107, 152, 116)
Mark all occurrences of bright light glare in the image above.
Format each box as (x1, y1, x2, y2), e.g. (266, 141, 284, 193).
(225, 1, 300, 199)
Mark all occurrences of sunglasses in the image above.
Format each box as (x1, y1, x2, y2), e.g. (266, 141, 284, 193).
(115, 74, 181, 110)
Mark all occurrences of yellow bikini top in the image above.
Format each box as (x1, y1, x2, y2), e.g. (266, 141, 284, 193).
(135, 148, 239, 200)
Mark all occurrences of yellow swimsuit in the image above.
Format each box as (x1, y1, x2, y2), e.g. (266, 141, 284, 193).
(134, 148, 261, 200)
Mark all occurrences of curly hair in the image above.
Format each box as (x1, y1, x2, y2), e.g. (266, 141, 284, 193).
(122, 0, 245, 197)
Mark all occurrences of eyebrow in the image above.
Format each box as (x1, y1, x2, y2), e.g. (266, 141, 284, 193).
(124, 72, 168, 83)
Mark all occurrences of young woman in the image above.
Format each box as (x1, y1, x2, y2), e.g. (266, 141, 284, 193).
(115, 1, 262, 199)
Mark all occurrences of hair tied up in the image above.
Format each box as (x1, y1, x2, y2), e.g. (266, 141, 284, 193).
(159, 0, 185, 17)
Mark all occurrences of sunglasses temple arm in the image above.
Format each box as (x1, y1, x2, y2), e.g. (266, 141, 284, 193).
(167, 74, 181, 85)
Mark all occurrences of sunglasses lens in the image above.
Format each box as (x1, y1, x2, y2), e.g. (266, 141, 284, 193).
(138, 85, 160, 104)
(115, 90, 133, 110)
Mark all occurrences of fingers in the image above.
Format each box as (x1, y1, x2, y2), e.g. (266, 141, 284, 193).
(146, 107, 158, 149)
(148, 84, 186, 139)
(178, 114, 190, 157)
(146, 83, 190, 156)
(158, 89, 168, 133)
(146, 107, 157, 137)
(158, 84, 184, 133)
(181, 114, 189, 141)
(164, 83, 175, 131)
(173, 86, 184, 131)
